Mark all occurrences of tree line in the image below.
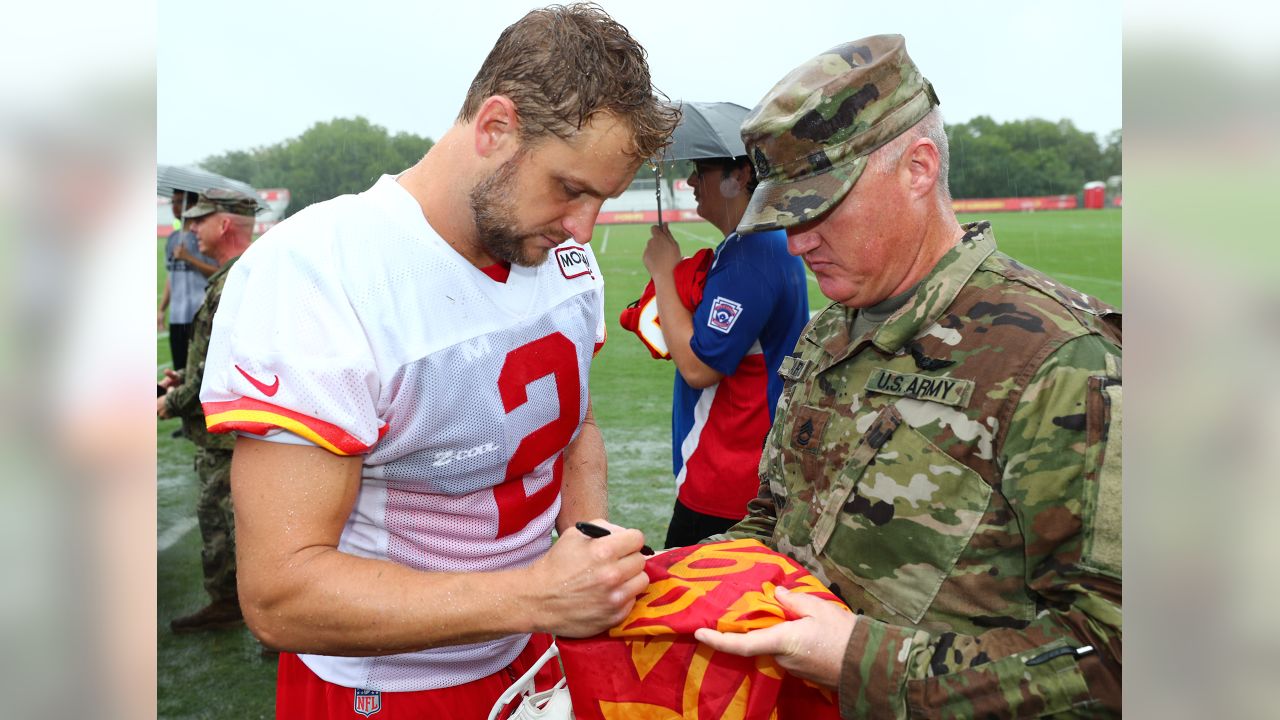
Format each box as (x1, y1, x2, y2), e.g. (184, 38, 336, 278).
(200, 115, 1119, 216)
(946, 116, 1121, 199)
(201, 117, 434, 218)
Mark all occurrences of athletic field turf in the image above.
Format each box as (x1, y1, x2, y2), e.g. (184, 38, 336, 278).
(156, 208, 1119, 717)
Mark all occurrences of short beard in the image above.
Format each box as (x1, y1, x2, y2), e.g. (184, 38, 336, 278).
(469, 152, 554, 268)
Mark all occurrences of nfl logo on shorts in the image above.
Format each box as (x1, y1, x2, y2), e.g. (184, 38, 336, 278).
(707, 296, 743, 334)
(353, 688, 381, 717)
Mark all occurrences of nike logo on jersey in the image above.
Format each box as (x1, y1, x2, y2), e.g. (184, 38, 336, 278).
(555, 246, 593, 279)
(235, 365, 280, 397)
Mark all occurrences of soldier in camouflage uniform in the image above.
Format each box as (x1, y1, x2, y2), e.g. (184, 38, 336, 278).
(158, 188, 260, 633)
(693, 35, 1122, 717)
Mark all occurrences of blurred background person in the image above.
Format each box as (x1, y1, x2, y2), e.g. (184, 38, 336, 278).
(157, 189, 217, 376)
(157, 188, 259, 634)
(642, 101, 809, 548)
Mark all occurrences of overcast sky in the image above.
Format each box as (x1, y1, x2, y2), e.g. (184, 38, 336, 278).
(157, 0, 1120, 167)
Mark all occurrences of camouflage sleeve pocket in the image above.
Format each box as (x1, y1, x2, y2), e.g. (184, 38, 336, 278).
(1080, 370, 1122, 579)
(915, 638, 1093, 718)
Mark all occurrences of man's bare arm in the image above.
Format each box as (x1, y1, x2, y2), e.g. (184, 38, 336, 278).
(232, 436, 650, 655)
(556, 399, 608, 534)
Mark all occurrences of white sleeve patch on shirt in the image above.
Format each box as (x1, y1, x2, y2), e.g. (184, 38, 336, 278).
(706, 296, 744, 334)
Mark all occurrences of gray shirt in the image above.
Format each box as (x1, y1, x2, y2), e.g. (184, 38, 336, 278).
(164, 229, 215, 324)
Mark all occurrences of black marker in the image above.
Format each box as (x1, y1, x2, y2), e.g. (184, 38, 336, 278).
(575, 521, 655, 556)
(1025, 644, 1095, 667)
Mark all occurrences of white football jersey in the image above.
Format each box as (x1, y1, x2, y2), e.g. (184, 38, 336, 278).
(200, 175, 605, 692)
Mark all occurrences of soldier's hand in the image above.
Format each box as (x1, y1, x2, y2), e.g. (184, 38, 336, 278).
(159, 368, 182, 389)
(693, 586, 853, 689)
(523, 519, 649, 638)
(156, 395, 171, 419)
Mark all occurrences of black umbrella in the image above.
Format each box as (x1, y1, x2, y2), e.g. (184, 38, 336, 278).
(651, 101, 751, 224)
(157, 164, 264, 214)
(662, 101, 750, 162)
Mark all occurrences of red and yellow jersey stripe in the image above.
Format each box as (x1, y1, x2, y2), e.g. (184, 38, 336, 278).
(202, 397, 386, 456)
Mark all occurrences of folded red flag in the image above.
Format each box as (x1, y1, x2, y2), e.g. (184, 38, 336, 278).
(558, 539, 846, 719)
(618, 247, 714, 360)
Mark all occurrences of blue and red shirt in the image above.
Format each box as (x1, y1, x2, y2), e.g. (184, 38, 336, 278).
(673, 229, 809, 519)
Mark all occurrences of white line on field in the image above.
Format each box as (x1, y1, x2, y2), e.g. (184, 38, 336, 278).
(157, 517, 197, 552)
(670, 225, 718, 247)
(599, 226, 611, 254)
(158, 332, 170, 340)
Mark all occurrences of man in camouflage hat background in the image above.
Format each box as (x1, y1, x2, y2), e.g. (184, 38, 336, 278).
(157, 188, 259, 633)
(694, 35, 1122, 717)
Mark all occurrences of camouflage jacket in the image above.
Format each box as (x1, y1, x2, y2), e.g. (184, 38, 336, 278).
(723, 222, 1122, 718)
(164, 256, 239, 451)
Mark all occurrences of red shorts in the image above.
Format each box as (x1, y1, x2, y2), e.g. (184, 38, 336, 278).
(275, 634, 562, 719)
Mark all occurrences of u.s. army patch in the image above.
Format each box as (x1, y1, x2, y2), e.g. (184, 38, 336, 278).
(865, 368, 974, 408)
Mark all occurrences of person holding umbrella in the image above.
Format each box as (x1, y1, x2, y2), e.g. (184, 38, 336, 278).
(157, 190, 217, 376)
(155, 165, 258, 388)
(641, 101, 810, 548)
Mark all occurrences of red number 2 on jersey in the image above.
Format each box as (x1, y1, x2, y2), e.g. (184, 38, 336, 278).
(493, 332, 581, 538)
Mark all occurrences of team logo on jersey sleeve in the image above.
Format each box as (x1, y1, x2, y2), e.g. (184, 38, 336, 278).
(707, 296, 743, 333)
(555, 246, 594, 279)
(353, 688, 381, 716)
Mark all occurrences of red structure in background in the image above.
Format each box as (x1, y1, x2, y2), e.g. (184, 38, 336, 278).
(597, 208, 703, 225)
(597, 195, 1084, 225)
(1083, 181, 1106, 209)
(951, 195, 1078, 214)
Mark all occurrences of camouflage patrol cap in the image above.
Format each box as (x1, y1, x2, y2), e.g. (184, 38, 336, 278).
(737, 34, 940, 234)
(182, 187, 262, 219)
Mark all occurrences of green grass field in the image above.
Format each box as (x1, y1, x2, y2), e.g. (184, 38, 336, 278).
(156, 208, 1119, 717)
